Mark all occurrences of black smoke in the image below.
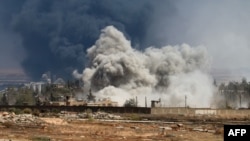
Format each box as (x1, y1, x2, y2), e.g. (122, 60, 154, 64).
(3, 0, 174, 80)
(2, 0, 250, 82)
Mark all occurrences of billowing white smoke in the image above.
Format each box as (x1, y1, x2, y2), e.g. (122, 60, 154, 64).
(72, 70, 83, 79)
(81, 25, 215, 107)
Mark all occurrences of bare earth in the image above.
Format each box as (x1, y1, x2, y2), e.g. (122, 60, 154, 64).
(0, 116, 224, 141)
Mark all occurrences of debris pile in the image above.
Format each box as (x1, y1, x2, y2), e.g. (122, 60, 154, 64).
(61, 111, 123, 120)
(157, 123, 219, 136)
(0, 112, 44, 128)
(92, 111, 123, 120)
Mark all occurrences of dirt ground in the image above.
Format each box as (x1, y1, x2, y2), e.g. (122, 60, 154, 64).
(0, 116, 225, 141)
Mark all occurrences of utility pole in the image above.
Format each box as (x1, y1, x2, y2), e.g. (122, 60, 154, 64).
(145, 96, 147, 108)
(136, 96, 138, 107)
(185, 95, 187, 108)
(239, 93, 242, 108)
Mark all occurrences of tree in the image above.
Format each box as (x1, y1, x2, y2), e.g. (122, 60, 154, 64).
(241, 77, 248, 93)
(219, 83, 225, 94)
(0, 93, 8, 105)
(241, 77, 247, 85)
(15, 88, 35, 105)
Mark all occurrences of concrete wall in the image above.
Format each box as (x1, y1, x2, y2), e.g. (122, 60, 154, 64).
(151, 107, 250, 117)
(151, 107, 195, 115)
(216, 109, 250, 117)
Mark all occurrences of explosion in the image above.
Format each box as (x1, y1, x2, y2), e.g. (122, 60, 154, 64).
(78, 25, 215, 107)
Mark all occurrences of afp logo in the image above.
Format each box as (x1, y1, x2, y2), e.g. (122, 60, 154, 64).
(224, 125, 250, 141)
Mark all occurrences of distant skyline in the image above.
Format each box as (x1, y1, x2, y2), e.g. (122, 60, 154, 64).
(1, 0, 250, 81)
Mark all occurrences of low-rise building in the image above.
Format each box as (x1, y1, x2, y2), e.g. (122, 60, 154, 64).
(87, 98, 118, 107)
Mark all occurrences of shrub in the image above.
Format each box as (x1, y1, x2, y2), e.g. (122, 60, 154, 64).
(32, 109, 40, 116)
(14, 108, 23, 115)
(85, 108, 92, 114)
(8, 108, 16, 113)
(85, 109, 93, 119)
(51, 108, 60, 113)
(8, 108, 23, 115)
(23, 108, 32, 114)
(129, 114, 141, 121)
(87, 116, 95, 122)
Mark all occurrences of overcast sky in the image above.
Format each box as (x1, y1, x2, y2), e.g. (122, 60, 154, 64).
(1, 0, 250, 80)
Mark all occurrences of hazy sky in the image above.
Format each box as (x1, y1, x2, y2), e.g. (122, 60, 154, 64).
(0, 0, 250, 80)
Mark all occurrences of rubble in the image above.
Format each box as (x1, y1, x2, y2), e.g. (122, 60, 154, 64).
(0, 112, 44, 128)
(0, 110, 125, 128)
(0, 110, 229, 141)
(61, 111, 123, 120)
(92, 111, 123, 120)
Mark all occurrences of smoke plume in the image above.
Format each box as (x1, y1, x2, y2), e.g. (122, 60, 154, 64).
(2, 1, 249, 107)
(1, 1, 250, 82)
(6, 0, 161, 80)
(82, 26, 215, 107)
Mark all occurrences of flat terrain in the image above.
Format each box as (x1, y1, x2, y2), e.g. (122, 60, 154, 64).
(0, 114, 228, 141)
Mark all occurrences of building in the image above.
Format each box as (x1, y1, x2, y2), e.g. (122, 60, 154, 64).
(53, 78, 66, 88)
(24, 82, 45, 94)
(87, 98, 118, 107)
(151, 98, 161, 108)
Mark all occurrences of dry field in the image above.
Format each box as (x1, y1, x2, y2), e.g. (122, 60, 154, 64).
(0, 114, 227, 141)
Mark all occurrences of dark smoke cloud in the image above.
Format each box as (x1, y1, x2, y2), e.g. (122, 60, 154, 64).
(0, 0, 24, 71)
(2, 0, 249, 82)
(4, 0, 172, 80)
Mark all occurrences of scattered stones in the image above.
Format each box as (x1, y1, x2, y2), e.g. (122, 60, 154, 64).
(2, 112, 9, 116)
(207, 130, 216, 133)
(5, 110, 201, 125)
(192, 126, 219, 133)
(116, 126, 124, 129)
(159, 126, 172, 130)
(177, 123, 183, 127)
(0, 112, 44, 128)
(130, 126, 140, 130)
(193, 128, 207, 132)
(159, 126, 172, 135)
(92, 112, 123, 120)
(61, 111, 123, 120)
